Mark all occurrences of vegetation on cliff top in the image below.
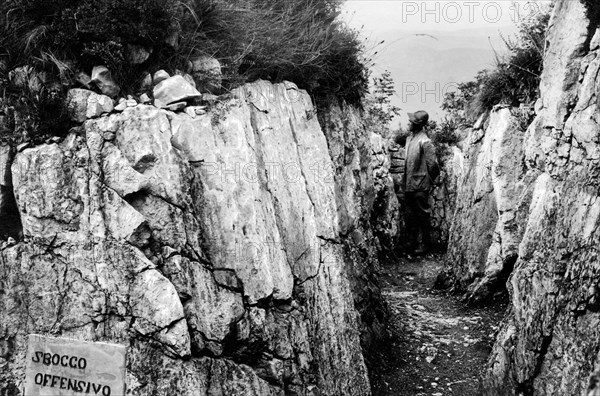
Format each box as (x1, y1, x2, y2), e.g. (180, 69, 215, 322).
(363, 70, 401, 139)
(441, 7, 550, 124)
(0, 0, 369, 142)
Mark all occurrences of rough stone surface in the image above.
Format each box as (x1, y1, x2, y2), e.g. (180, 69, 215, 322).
(90, 66, 120, 98)
(65, 88, 92, 122)
(429, 144, 463, 247)
(0, 81, 376, 395)
(370, 133, 399, 252)
(153, 69, 170, 85)
(438, 107, 531, 303)
(66, 89, 113, 122)
(153, 75, 201, 107)
(434, 1, 600, 394)
(86, 92, 114, 118)
(8, 66, 45, 92)
(319, 103, 393, 365)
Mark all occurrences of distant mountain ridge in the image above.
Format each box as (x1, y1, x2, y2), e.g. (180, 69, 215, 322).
(367, 25, 517, 123)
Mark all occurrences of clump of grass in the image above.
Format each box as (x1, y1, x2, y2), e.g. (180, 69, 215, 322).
(441, 6, 551, 125)
(0, 0, 370, 142)
(428, 119, 462, 146)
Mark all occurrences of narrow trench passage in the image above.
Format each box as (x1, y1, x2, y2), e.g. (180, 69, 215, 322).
(371, 254, 507, 396)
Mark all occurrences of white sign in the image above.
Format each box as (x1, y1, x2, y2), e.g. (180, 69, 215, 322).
(24, 335, 127, 396)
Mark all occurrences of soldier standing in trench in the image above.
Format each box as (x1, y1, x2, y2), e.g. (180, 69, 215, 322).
(398, 110, 440, 255)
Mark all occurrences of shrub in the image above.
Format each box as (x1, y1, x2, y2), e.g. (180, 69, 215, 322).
(0, 0, 368, 102)
(180, 0, 369, 105)
(0, 0, 369, 141)
(363, 70, 401, 138)
(0, 0, 181, 90)
(441, 80, 478, 125)
(428, 119, 461, 146)
(445, 6, 551, 122)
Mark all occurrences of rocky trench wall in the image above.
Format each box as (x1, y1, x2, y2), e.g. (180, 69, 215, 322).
(437, 0, 600, 393)
(0, 80, 393, 395)
(437, 107, 533, 304)
(319, 106, 396, 363)
(484, 2, 600, 393)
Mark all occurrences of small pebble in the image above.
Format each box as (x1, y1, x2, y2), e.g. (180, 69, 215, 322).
(140, 93, 151, 103)
(153, 70, 170, 85)
(114, 102, 127, 111)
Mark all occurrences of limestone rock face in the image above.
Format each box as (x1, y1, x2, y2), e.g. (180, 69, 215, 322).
(66, 88, 114, 122)
(90, 66, 120, 98)
(369, 133, 399, 252)
(319, 104, 393, 361)
(429, 144, 463, 246)
(438, 107, 531, 303)
(0, 81, 373, 395)
(437, 1, 600, 394)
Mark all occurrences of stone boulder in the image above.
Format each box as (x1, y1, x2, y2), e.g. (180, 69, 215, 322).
(153, 69, 170, 85)
(90, 65, 121, 97)
(153, 75, 202, 108)
(66, 88, 114, 122)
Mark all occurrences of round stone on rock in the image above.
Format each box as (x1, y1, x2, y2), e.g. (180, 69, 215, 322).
(153, 70, 170, 86)
(153, 75, 201, 107)
(140, 93, 152, 104)
(91, 66, 121, 98)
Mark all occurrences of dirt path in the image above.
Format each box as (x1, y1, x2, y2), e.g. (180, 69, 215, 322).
(371, 254, 507, 396)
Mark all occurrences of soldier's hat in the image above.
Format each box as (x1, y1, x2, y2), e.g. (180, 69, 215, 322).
(408, 110, 429, 126)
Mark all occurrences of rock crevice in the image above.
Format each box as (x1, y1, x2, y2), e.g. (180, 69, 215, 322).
(0, 80, 390, 395)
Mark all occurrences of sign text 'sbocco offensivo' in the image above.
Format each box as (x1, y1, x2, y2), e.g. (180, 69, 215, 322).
(24, 335, 127, 396)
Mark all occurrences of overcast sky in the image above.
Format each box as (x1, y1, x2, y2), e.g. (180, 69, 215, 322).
(341, 1, 534, 33)
(340, 1, 552, 123)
